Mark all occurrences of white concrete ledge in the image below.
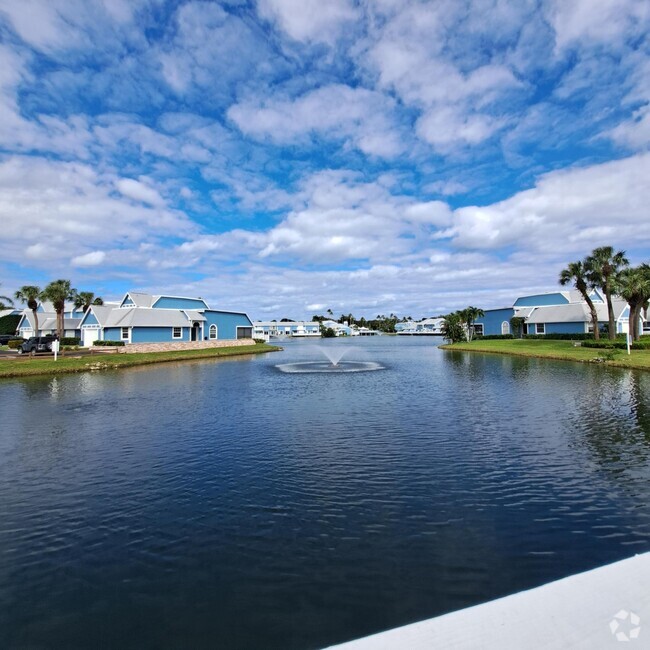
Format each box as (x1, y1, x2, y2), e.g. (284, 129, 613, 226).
(327, 553, 649, 650)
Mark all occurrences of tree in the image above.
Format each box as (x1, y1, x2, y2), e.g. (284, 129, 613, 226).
(617, 264, 650, 341)
(458, 306, 484, 341)
(441, 312, 465, 343)
(509, 316, 526, 339)
(41, 279, 75, 343)
(0, 283, 13, 310)
(14, 285, 41, 336)
(586, 246, 629, 340)
(559, 260, 600, 340)
(73, 291, 103, 312)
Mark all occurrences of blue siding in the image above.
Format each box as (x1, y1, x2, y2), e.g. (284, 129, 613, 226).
(104, 327, 123, 341)
(131, 327, 189, 343)
(81, 311, 98, 326)
(513, 293, 570, 307)
(545, 322, 586, 334)
(203, 311, 252, 340)
(475, 308, 514, 336)
(153, 297, 208, 310)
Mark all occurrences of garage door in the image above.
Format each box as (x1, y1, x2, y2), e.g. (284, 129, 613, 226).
(82, 328, 100, 347)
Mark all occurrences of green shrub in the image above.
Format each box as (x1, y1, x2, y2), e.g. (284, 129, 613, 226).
(582, 339, 650, 350)
(93, 340, 125, 346)
(321, 327, 337, 338)
(7, 339, 23, 349)
(0, 315, 21, 335)
(253, 338, 266, 344)
(61, 337, 80, 346)
(475, 334, 514, 340)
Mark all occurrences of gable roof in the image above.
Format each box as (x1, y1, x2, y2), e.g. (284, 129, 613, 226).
(121, 292, 155, 308)
(104, 307, 194, 328)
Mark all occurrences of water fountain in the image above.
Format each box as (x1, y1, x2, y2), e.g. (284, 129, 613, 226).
(275, 346, 384, 373)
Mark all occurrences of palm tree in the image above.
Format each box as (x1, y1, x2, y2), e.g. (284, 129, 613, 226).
(40, 279, 75, 342)
(585, 246, 629, 340)
(14, 285, 41, 337)
(0, 283, 13, 310)
(458, 306, 485, 341)
(442, 311, 465, 343)
(617, 265, 650, 341)
(559, 260, 600, 340)
(73, 291, 103, 312)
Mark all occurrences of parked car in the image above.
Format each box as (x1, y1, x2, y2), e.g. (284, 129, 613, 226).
(18, 336, 57, 354)
(0, 334, 23, 345)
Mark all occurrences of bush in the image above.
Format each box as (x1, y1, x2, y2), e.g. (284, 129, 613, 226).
(253, 338, 266, 344)
(321, 327, 337, 338)
(7, 339, 23, 349)
(93, 340, 125, 347)
(582, 339, 650, 350)
(523, 333, 595, 340)
(0, 314, 21, 335)
(61, 337, 80, 346)
(475, 334, 514, 340)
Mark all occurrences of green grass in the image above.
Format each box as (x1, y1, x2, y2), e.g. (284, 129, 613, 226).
(0, 343, 281, 379)
(439, 338, 650, 370)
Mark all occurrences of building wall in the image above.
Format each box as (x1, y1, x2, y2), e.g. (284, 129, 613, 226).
(545, 322, 587, 334)
(82, 311, 99, 326)
(203, 311, 252, 340)
(475, 308, 514, 336)
(153, 296, 209, 310)
(131, 326, 190, 343)
(513, 293, 570, 307)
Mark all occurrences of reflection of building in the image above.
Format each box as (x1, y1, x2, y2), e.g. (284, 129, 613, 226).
(474, 289, 639, 336)
(75, 292, 251, 346)
(396, 318, 445, 335)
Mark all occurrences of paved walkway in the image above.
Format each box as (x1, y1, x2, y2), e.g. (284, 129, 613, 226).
(328, 553, 649, 649)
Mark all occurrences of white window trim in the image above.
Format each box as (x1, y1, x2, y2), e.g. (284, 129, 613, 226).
(209, 324, 218, 339)
(120, 327, 130, 341)
(474, 323, 484, 336)
(536, 323, 546, 335)
(172, 326, 183, 339)
(501, 321, 510, 335)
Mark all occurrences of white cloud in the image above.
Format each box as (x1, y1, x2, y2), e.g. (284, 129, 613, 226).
(116, 178, 165, 207)
(228, 84, 404, 157)
(257, 0, 359, 45)
(453, 153, 650, 253)
(71, 250, 106, 267)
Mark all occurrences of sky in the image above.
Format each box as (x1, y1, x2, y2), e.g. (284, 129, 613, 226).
(0, 0, 649, 320)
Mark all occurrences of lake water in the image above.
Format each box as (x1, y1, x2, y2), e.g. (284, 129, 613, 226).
(1, 337, 649, 649)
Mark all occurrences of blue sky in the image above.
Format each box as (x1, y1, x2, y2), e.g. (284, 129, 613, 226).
(1, 0, 649, 319)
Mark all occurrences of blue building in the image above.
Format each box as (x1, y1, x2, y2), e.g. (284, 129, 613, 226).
(475, 290, 634, 336)
(78, 291, 253, 347)
(16, 301, 86, 339)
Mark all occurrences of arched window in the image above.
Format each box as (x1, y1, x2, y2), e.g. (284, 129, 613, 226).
(209, 324, 217, 339)
(501, 321, 510, 335)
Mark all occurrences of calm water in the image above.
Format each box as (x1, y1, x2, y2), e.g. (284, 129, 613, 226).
(1, 337, 650, 649)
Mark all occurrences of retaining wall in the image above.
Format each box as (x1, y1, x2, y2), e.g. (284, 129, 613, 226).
(119, 338, 256, 354)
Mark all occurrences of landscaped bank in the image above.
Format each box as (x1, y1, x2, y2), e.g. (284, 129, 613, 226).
(0, 343, 281, 378)
(439, 338, 650, 370)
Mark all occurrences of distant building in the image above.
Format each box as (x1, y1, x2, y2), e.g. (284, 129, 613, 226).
(254, 321, 321, 340)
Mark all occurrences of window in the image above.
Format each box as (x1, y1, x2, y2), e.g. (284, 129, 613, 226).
(121, 327, 129, 340)
(237, 326, 253, 339)
(209, 324, 217, 339)
(536, 323, 545, 334)
(172, 327, 182, 339)
(501, 321, 510, 335)
(473, 323, 484, 336)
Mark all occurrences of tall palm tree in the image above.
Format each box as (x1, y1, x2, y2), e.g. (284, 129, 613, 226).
(40, 279, 75, 342)
(0, 283, 13, 310)
(73, 291, 103, 312)
(559, 260, 600, 340)
(14, 285, 41, 337)
(585, 246, 629, 340)
(617, 265, 650, 341)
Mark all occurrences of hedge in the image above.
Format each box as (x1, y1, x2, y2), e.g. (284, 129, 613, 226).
(93, 340, 126, 346)
(0, 314, 21, 335)
(582, 339, 650, 350)
(61, 337, 80, 346)
(475, 334, 514, 340)
(7, 339, 23, 349)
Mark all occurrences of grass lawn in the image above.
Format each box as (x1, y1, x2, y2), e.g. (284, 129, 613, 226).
(439, 338, 650, 371)
(0, 343, 281, 379)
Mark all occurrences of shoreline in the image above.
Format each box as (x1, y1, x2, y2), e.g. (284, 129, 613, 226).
(439, 339, 650, 371)
(0, 343, 282, 379)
